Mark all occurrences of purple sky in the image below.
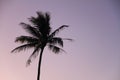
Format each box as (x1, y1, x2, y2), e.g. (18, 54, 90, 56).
(0, 0, 120, 80)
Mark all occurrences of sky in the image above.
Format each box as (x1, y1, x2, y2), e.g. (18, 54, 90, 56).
(0, 0, 120, 80)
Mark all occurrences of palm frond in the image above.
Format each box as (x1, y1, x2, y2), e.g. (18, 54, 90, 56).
(62, 38, 73, 41)
(20, 22, 41, 38)
(29, 12, 51, 36)
(15, 36, 38, 44)
(50, 25, 69, 37)
(29, 12, 45, 26)
(48, 37, 63, 47)
(11, 43, 36, 53)
(48, 44, 65, 54)
(26, 45, 41, 66)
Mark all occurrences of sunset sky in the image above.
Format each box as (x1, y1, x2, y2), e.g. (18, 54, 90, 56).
(0, 0, 120, 80)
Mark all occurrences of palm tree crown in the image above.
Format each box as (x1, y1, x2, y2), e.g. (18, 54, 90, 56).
(11, 11, 72, 80)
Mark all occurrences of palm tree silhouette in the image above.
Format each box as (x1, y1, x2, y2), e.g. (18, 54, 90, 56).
(11, 11, 72, 80)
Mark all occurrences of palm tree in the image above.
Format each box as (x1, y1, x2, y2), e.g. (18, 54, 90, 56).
(11, 11, 72, 80)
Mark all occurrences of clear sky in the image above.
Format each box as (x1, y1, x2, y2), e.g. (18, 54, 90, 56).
(0, 0, 120, 80)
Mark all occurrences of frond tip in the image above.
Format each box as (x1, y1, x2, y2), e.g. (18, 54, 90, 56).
(50, 25, 69, 37)
(26, 59, 31, 66)
(11, 43, 35, 53)
(62, 38, 73, 41)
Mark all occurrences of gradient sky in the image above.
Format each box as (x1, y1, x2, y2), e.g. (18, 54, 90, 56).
(0, 0, 120, 80)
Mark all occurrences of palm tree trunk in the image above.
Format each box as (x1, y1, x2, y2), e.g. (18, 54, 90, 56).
(37, 47, 44, 80)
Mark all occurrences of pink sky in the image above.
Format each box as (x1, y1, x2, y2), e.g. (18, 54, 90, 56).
(0, 0, 120, 80)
